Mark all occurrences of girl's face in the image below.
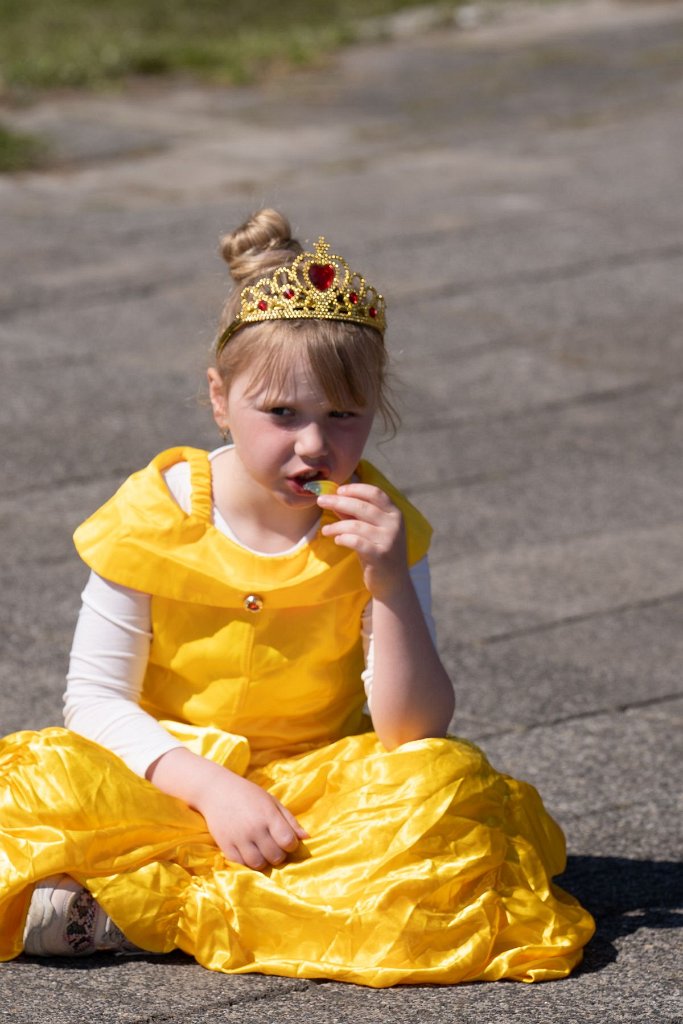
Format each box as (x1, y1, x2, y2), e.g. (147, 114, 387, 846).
(208, 355, 375, 512)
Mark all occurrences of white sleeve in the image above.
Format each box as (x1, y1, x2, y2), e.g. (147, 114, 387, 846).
(360, 555, 436, 710)
(63, 461, 195, 777)
(63, 572, 183, 778)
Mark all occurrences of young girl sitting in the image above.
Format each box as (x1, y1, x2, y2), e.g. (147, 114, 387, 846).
(0, 209, 594, 984)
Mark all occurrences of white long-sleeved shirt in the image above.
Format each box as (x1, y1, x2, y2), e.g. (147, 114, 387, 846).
(64, 452, 436, 777)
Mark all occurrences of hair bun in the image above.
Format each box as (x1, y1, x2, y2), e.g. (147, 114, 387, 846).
(220, 208, 302, 286)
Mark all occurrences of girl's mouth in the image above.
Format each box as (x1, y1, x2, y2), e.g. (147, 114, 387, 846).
(288, 470, 330, 495)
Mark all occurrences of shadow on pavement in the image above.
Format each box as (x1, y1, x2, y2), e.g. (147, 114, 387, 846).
(559, 855, 683, 974)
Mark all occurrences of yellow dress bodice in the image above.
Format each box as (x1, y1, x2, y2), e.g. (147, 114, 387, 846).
(73, 447, 432, 766)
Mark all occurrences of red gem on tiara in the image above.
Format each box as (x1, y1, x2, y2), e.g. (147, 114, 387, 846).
(257, 300, 268, 311)
(283, 289, 296, 300)
(309, 264, 335, 291)
(369, 307, 377, 318)
(349, 292, 359, 304)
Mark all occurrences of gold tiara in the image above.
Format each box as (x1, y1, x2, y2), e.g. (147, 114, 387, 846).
(216, 237, 386, 354)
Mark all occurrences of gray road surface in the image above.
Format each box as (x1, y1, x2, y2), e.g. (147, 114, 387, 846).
(1, 1, 682, 1020)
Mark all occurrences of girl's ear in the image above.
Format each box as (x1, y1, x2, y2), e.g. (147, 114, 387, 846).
(207, 368, 229, 430)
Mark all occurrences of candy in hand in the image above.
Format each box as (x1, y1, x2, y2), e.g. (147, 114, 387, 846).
(303, 480, 339, 496)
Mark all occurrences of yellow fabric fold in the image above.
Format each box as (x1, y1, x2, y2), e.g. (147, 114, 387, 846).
(0, 729, 594, 982)
(159, 721, 250, 775)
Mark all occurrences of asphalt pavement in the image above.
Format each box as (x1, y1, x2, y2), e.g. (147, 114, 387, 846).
(1, 1, 682, 1020)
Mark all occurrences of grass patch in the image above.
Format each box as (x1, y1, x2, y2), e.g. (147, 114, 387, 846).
(0, 122, 46, 171)
(0, 0, 460, 96)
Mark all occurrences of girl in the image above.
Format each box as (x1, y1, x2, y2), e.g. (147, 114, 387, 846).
(0, 209, 594, 983)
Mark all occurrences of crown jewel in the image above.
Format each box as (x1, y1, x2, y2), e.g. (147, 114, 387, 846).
(216, 237, 386, 353)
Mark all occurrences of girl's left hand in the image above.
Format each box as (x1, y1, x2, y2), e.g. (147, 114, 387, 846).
(318, 483, 409, 600)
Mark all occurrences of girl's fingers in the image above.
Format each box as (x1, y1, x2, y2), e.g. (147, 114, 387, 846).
(267, 816, 299, 853)
(222, 842, 246, 866)
(258, 801, 308, 864)
(317, 484, 395, 522)
(321, 519, 388, 551)
(239, 840, 270, 871)
(240, 833, 291, 870)
(220, 814, 306, 869)
(319, 499, 401, 533)
(336, 483, 393, 505)
(326, 531, 383, 558)
(281, 807, 310, 841)
(318, 495, 379, 523)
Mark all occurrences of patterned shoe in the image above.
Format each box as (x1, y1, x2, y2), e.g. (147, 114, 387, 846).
(22, 874, 144, 956)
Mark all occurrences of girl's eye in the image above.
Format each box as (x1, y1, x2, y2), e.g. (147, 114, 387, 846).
(268, 407, 295, 417)
(329, 410, 356, 420)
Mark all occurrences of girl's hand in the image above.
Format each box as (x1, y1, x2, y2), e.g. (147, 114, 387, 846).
(317, 484, 456, 750)
(318, 483, 409, 600)
(196, 769, 308, 870)
(147, 748, 308, 870)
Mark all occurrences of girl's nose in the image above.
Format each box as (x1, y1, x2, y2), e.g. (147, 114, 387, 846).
(294, 422, 327, 459)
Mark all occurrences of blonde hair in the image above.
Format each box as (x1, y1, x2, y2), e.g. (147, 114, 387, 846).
(213, 209, 398, 432)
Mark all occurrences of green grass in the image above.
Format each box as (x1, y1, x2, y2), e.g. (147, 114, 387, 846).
(0, 0, 460, 95)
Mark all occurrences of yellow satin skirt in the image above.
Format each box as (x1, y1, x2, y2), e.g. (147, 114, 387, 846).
(0, 728, 594, 985)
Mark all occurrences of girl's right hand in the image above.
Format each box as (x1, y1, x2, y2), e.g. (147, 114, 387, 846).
(196, 769, 308, 870)
(147, 747, 308, 870)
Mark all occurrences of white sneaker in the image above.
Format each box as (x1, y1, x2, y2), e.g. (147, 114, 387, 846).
(23, 874, 144, 956)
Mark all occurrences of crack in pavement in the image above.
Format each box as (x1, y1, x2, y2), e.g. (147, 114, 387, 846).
(473, 590, 683, 646)
(462, 691, 683, 743)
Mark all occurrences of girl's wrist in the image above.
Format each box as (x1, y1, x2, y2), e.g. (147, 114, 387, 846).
(367, 566, 413, 605)
(187, 759, 235, 812)
(148, 746, 229, 811)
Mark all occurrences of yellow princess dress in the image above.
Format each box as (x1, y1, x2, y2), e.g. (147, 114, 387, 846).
(0, 448, 594, 984)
